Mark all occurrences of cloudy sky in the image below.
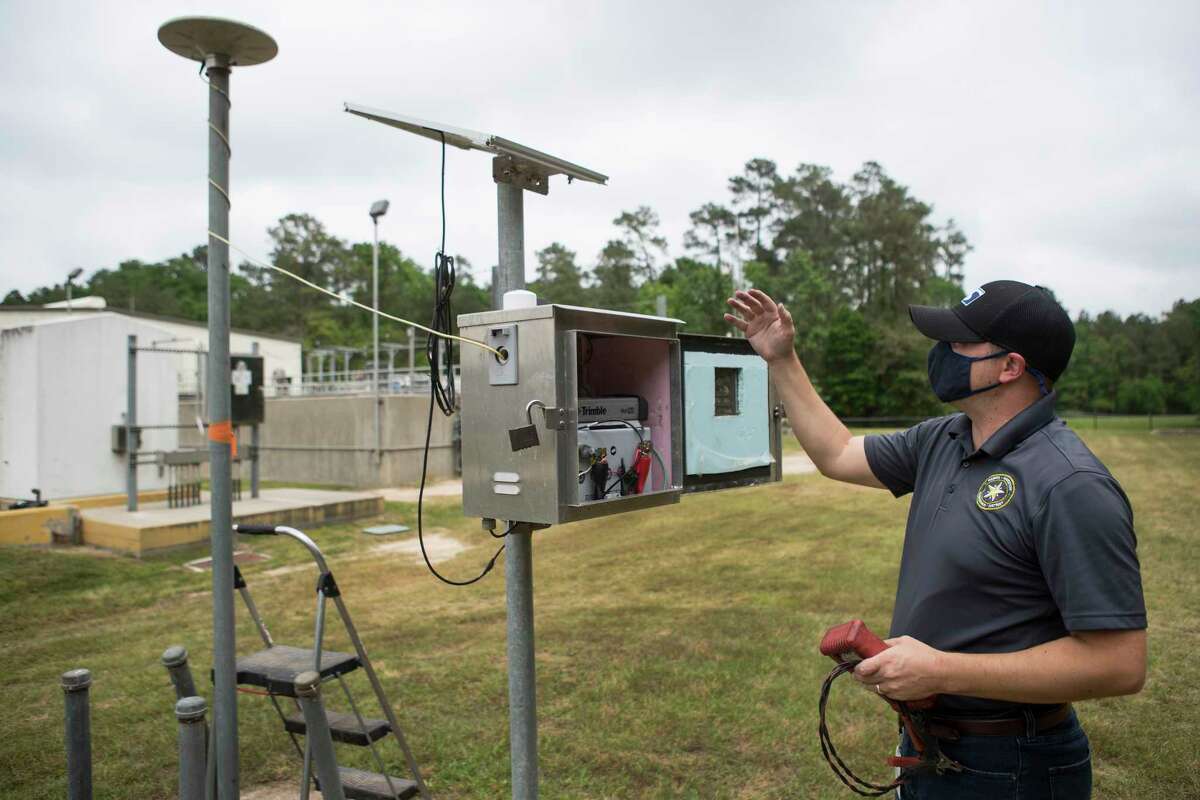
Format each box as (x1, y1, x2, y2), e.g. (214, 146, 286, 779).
(2, 1, 1197, 318)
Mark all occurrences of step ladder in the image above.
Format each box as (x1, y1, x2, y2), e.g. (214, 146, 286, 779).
(230, 523, 432, 800)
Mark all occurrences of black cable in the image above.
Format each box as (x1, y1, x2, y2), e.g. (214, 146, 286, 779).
(426, 133, 456, 417)
(818, 662, 905, 797)
(416, 377, 511, 585)
(414, 131, 506, 586)
(428, 250, 456, 416)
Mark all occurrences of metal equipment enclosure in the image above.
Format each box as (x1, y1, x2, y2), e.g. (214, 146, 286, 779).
(458, 309, 787, 527)
(459, 304, 685, 525)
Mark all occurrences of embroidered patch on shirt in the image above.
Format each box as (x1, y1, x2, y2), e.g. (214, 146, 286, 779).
(976, 473, 1016, 511)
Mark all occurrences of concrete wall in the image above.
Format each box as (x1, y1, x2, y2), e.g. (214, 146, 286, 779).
(0, 314, 179, 500)
(179, 393, 459, 488)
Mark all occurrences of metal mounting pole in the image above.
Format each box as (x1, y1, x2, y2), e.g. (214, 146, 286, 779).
(205, 54, 238, 800)
(127, 335, 138, 511)
(505, 522, 537, 799)
(497, 181, 538, 799)
(496, 183, 525, 302)
(159, 20, 277, 800)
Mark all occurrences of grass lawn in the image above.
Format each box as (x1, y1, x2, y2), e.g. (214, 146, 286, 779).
(2, 428, 1197, 799)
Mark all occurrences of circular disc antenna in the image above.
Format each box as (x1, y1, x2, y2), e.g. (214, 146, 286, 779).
(158, 17, 277, 66)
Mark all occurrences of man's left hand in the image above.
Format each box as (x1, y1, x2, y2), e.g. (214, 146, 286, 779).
(853, 635, 947, 700)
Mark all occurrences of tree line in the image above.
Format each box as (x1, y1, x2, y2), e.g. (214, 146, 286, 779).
(5, 159, 1197, 416)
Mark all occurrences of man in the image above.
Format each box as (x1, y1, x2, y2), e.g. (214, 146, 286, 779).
(724, 281, 1146, 799)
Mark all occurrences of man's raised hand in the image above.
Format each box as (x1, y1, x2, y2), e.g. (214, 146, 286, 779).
(724, 289, 796, 364)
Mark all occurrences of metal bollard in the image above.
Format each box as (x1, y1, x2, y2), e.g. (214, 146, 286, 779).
(162, 645, 198, 700)
(176, 697, 208, 800)
(294, 671, 346, 800)
(61, 668, 93, 800)
(206, 711, 217, 800)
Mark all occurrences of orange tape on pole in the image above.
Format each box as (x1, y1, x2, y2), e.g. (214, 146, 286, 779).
(207, 420, 238, 459)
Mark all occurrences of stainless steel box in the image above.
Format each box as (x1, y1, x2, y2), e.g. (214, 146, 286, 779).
(458, 304, 684, 525)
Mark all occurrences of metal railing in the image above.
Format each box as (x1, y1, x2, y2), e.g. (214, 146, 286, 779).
(289, 366, 460, 398)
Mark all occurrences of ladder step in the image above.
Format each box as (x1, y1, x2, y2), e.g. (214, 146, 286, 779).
(283, 709, 391, 746)
(318, 766, 419, 799)
(230, 645, 360, 697)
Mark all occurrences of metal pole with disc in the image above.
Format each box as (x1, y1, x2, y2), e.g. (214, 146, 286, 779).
(158, 17, 277, 800)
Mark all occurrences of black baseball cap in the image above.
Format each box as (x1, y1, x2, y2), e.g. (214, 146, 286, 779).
(908, 280, 1076, 382)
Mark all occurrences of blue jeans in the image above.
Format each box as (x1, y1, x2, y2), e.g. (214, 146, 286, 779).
(896, 708, 1092, 799)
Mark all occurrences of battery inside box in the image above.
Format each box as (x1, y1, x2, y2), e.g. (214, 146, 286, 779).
(576, 422, 651, 502)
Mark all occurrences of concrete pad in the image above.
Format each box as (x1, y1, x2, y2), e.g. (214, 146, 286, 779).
(253, 531, 465, 580)
(79, 488, 384, 556)
(371, 530, 466, 563)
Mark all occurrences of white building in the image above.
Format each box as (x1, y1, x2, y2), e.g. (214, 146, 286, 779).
(0, 313, 180, 500)
(0, 299, 303, 396)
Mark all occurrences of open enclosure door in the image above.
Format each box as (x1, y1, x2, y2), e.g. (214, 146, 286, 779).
(679, 334, 782, 493)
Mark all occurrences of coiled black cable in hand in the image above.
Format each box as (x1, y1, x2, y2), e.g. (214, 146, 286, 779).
(818, 661, 906, 797)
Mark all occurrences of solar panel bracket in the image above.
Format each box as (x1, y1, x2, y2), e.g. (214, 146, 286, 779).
(493, 155, 551, 195)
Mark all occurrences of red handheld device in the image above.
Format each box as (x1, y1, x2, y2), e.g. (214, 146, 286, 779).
(820, 619, 889, 663)
(819, 619, 936, 710)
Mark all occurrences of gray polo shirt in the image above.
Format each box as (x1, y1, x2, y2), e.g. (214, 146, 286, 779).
(864, 392, 1147, 716)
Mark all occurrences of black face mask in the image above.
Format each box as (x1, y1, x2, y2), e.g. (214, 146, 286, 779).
(927, 341, 1010, 402)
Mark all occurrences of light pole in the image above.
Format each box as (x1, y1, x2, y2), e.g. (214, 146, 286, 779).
(66, 267, 83, 312)
(370, 200, 389, 466)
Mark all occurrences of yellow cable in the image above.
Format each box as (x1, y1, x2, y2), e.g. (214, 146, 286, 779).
(208, 122, 231, 155)
(208, 179, 231, 208)
(206, 230, 504, 360)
